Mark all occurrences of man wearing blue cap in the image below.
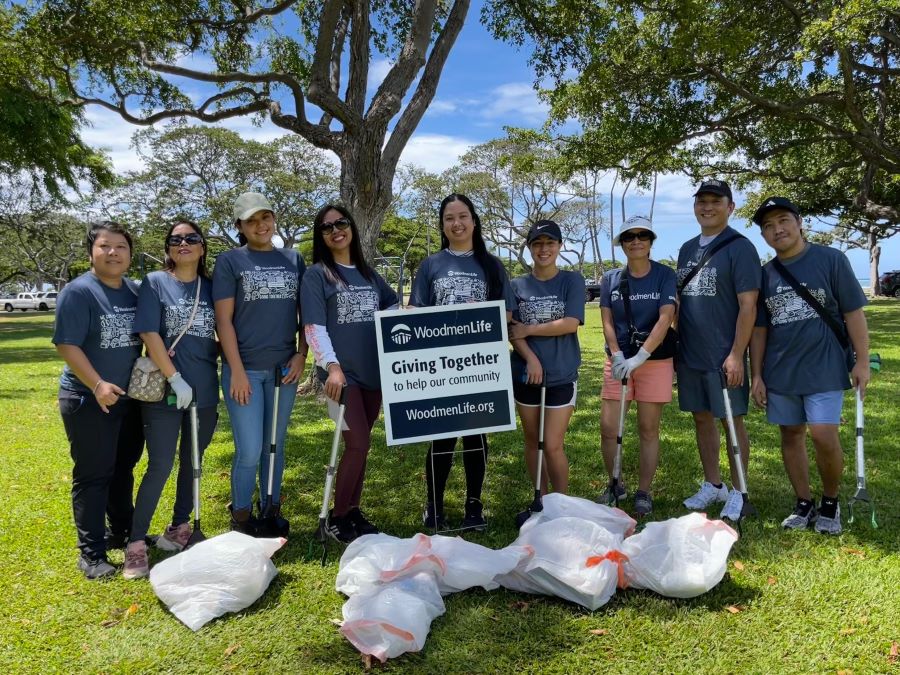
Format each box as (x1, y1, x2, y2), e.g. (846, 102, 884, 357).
(749, 196, 870, 535)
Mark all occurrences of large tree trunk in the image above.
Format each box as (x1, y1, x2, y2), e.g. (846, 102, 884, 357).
(869, 232, 881, 296)
(339, 132, 393, 260)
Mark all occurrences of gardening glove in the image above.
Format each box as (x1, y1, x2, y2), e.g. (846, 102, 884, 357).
(167, 372, 193, 409)
(622, 348, 652, 379)
(611, 351, 627, 380)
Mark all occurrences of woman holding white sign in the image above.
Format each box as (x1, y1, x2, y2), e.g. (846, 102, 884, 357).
(410, 193, 517, 531)
(509, 220, 585, 496)
(301, 204, 399, 544)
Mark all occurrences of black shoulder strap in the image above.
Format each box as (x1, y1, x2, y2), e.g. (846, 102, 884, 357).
(677, 232, 745, 293)
(617, 268, 637, 334)
(772, 258, 849, 350)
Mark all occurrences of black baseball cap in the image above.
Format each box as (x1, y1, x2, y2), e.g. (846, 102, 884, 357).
(693, 179, 732, 200)
(527, 219, 563, 243)
(752, 196, 801, 225)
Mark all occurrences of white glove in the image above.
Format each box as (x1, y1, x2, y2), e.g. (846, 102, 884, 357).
(167, 372, 193, 410)
(611, 351, 627, 380)
(622, 348, 652, 379)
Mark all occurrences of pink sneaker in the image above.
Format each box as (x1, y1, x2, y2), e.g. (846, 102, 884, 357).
(123, 541, 149, 579)
(156, 523, 192, 552)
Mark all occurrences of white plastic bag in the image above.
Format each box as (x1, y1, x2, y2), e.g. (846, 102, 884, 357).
(336, 533, 445, 596)
(340, 572, 446, 663)
(149, 531, 286, 631)
(620, 513, 738, 598)
(497, 516, 625, 610)
(428, 535, 532, 594)
(518, 492, 637, 538)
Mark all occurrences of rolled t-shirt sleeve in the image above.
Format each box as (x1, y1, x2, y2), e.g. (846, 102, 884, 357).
(133, 276, 163, 335)
(732, 240, 762, 294)
(211, 255, 237, 302)
(410, 259, 432, 306)
(376, 274, 399, 309)
(52, 286, 90, 347)
(660, 268, 677, 307)
(565, 272, 586, 324)
(833, 253, 868, 314)
(300, 267, 329, 327)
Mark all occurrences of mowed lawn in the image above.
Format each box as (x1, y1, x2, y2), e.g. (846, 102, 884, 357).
(0, 303, 898, 674)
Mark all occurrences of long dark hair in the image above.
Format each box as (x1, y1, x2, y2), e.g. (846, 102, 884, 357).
(164, 219, 209, 278)
(438, 193, 504, 300)
(311, 204, 374, 285)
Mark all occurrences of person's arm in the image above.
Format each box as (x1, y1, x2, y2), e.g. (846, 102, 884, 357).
(56, 344, 123, 413)
(141, 332, 177, 379)
(510, 335, 543, 385)
(634, 304, 674, 355)
(723, 289, 758, 387)
(508, 317, 580, 340)
(749, 326, 768, 408)
(214, 297, 251, 405)
(304, 324, 344, 401)
(845, 307, 870, 397)
(282, 304, 308, 385)
(599, 306, 621, 354)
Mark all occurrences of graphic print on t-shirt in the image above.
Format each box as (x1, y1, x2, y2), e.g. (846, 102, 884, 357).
(434, 271, 487, 305)
(99, 307, 140, 348)
(337, 285, 379, 324)
(519, 296, 565, 323)
(241, 267, 298, 301)
(765, 285, 827, 326)
(678, 258, 718, 297)
(164, 299, 216, 339)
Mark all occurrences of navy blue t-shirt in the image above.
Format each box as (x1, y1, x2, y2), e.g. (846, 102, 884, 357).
(212, 247, 305, 371)
(510, 271, 585, 386)
(600, 261, 677, 358)
(410, 249, 516, 311)
(52, 272, 142, 394)
(301, 264, 398, 390)
(133, 271, 219, 408)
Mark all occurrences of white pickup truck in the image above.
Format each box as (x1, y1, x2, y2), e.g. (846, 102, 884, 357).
(35, 291, 58, 311)
(2, 292, 41, 312)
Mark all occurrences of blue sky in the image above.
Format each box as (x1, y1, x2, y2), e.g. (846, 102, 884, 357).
(79, 2, 898, 283)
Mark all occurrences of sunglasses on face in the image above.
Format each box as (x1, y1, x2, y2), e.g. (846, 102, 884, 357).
(166, 233, 203, 247)
(619, 230, 654, 243)
(318, 218, 351, 236)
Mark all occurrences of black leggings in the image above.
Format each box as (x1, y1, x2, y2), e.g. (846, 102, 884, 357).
(425, 434, 487, 511)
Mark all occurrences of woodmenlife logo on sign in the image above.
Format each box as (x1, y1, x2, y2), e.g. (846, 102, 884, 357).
(375, 301, 516, 445)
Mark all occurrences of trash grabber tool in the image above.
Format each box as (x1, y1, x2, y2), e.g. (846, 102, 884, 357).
(259, 367, 290, 537)
(317, 386, 347, 564)
(848, 386, 877, 528)
(515, 384, 546, 528)
(720, 370, 757, 527)
(606, 377, 628, 508)
(185, 393, 207, 548)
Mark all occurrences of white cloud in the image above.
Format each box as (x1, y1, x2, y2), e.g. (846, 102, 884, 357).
(425, 99, 459, 116)
(480, 82, 549, 123)
(398, 134, 476, 173)
(368, 58, 394, 93)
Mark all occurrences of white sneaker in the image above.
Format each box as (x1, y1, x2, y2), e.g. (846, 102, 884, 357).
(814, 503, 842, 535)
(719, 489, 745, 522)
(683, 481, 729, 510)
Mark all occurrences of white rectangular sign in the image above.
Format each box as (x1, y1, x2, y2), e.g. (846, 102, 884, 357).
(375, 301, 516, 445)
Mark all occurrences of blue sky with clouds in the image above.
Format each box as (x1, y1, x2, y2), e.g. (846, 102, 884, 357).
(80, 2, 898, 282)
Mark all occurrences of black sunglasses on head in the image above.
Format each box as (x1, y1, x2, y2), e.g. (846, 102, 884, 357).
(317, 218, 351, 235)
(166, 233, 203, 247)
(619, 230, 654, 243)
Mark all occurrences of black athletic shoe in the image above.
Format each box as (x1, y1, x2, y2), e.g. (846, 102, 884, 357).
(347, 508, 379, 536)
(77, 554, 116, 580)
(461, 498, 487, 532)
(423, 503, 446, 530)
(326, 511, 358, 544)
(229, 504, 258, 536)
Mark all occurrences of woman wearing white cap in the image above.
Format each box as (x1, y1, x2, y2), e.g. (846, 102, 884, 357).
(598, 215, 677, 516)
(212, 192, 307, 534)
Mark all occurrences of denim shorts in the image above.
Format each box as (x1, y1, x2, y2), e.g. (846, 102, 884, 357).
(766, 389, 844, 426)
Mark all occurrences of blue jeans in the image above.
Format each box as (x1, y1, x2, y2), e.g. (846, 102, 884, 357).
(222, 364, 297, 511)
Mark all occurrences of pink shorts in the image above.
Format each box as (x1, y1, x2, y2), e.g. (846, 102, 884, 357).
(602, 358, 674, 403)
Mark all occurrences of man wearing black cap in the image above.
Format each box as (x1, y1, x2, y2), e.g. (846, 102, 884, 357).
(677, 179, 762, 522)
(749, 196, 870, 535)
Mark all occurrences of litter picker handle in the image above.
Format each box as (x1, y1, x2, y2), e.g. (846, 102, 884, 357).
(855, 387, 866, 486)
(189, 398, 201, 520)
(719, 370, 749, 495)
(534, 385, 546, 495)
(318, 385, 347, 521)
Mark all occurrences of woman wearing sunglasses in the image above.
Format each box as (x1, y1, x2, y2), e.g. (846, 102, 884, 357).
(300, 205, 398, 544)
(598, 216, 677, 517)
(213, 192, 307, 535)
(124, 220, 218, 578)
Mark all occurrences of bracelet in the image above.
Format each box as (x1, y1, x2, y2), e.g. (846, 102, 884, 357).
(92, 379, 104, 394)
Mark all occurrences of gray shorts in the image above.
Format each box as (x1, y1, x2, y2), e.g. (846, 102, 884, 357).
(677, 363, 749, 418)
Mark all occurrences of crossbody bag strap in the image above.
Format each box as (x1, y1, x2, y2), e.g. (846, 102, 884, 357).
(618, 268, 637, 335)
(771, 258, 849, 350)
(677, 232, 744, 293)
(167, 276, 202, 357)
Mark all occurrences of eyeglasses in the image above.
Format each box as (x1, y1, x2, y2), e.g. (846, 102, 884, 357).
(619, 230, 654, 243)
(318, 218, 351, 236)
(166, 233, 203, 247)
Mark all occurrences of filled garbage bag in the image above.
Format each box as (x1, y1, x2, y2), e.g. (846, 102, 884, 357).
(340, 572, 446, 663)
(428, 535, 532, 594)
(518, 492, 637, 538)
(149, 531, 286, 631)
(619, 513, 738, 598)
(336, 533, 445, 596)
(497, 516, 624, 610)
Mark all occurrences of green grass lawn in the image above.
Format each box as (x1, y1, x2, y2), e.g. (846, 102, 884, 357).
(1, 303, 898, 673)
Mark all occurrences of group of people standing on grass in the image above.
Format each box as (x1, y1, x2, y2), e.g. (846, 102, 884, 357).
(53, 180, 870, 581)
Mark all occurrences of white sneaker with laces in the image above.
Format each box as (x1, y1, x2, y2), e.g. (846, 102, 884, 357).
(683, 481, 729, 510)
(719, 488, 745, 522)
(814, 503, 842, 535)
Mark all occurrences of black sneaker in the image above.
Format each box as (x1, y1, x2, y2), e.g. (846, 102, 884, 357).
(461, 498, 487, 532)
(77, 554, 116, 580)
(229, 504, 258, 536)
(326, 511, 358, 544)
(347, 507, 379, 536)
(423, 503, 446, 530)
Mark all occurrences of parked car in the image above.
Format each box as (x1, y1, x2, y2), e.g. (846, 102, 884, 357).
(1, 292, 41, 312)
(36, 291, 58, 311)
(585, 282, 603, 302)
(879, 270, 900, 297)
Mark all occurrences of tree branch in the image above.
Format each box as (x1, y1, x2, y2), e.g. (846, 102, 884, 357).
(308, 0, 361, 131)
(187, 0, 301, 29)
(346, 0, 371, 116)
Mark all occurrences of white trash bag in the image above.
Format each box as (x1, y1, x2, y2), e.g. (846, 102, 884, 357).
(428, 535, 532, 594)
(340, 572, 446, 663)
(149, 531, 286, 631)
(336, 533, 445, 596)
(518, 492, 637, 538)
(620, 513, 739, 598)
(498, 516, 625, 610)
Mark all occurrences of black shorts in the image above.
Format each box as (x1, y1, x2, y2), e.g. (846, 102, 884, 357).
(513, 381, 577, 408)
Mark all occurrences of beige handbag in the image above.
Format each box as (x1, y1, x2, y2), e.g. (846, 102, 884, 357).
(128, 277, 201, 402)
